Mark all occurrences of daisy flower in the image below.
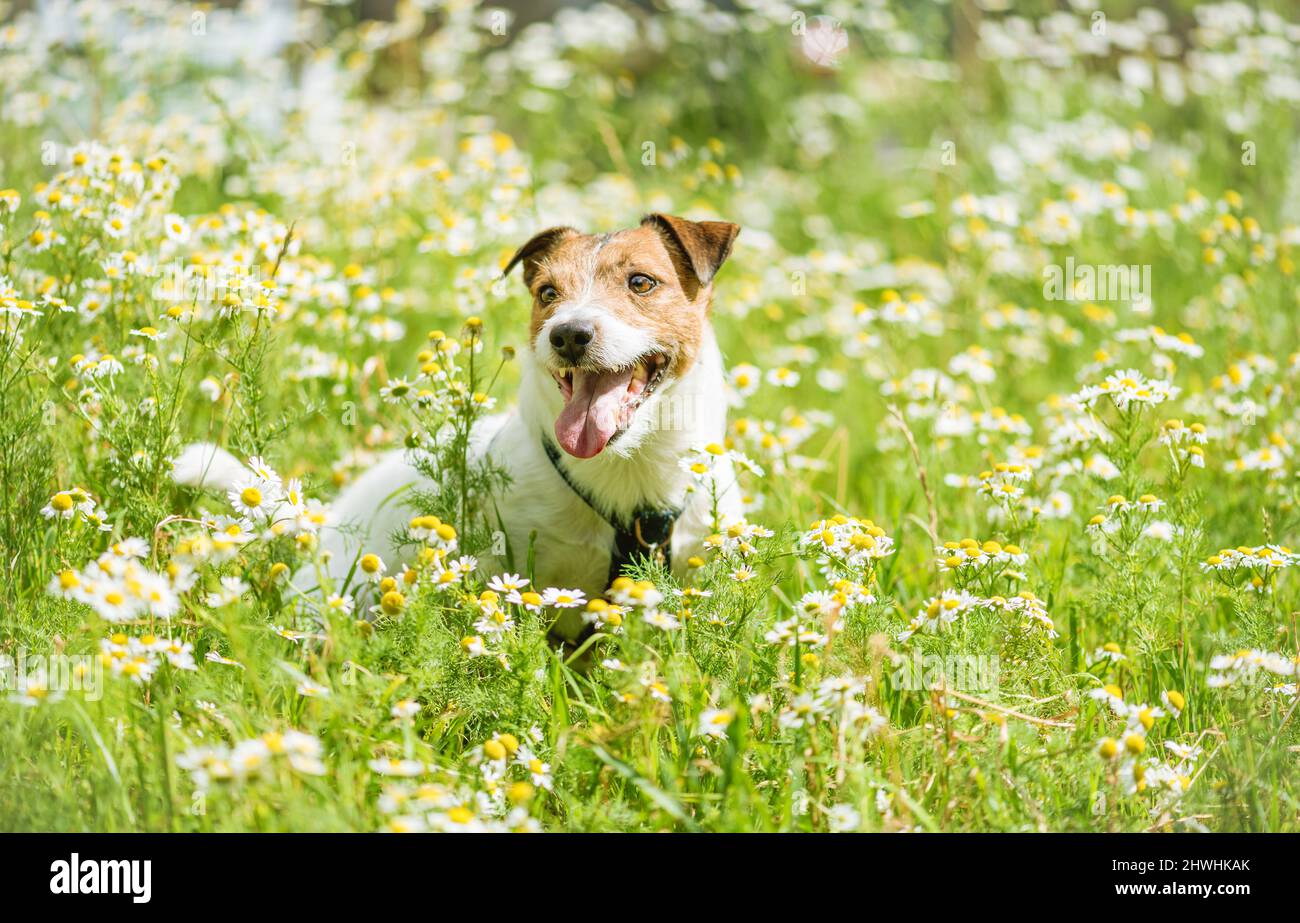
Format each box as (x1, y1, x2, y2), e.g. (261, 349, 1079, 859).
(229, 479, 275, 519)
(541, 587, 586, 608)
(697, 708, 735, 739)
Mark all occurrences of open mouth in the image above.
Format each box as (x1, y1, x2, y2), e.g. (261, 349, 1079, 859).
(552, 353, 670, 458)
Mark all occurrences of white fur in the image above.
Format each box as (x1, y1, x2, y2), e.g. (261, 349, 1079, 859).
(536, 303, 658, 373)
(492, 328, 736, 563)
(171, 443, 249, 492)
(172, 330, 738, 639)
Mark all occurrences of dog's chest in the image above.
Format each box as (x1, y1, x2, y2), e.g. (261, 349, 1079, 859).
(474, 412, 706, 598)
(501, 477, 618, 594)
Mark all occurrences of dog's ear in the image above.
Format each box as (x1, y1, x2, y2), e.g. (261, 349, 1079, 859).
(501, 226, 578, 285)
(641, 213, 740, 290)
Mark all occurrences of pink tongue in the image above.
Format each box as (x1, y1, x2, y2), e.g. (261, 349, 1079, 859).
(555, 367, 634, 458)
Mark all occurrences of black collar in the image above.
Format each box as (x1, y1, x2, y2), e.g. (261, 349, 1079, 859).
(541, 437, 682, 587)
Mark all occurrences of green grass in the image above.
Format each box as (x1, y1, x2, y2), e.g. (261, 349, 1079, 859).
(0, 0, 1299, 832)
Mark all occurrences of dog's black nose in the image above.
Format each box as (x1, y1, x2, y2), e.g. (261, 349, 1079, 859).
(549, 321, 595, 364)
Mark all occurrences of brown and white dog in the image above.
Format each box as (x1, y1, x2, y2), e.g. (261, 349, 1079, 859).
(175, 214, 742, 639)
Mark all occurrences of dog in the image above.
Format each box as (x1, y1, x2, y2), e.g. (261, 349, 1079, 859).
(173, 213, 742, 640)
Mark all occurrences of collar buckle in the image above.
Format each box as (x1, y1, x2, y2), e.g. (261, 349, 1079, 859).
(633, 515, 674, 562)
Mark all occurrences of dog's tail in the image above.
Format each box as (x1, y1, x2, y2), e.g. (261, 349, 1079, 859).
(171, 442, 248, 492)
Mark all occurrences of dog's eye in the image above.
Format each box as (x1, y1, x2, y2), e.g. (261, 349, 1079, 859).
(628, 274, 657, 295)
(537, 284, 559, 304)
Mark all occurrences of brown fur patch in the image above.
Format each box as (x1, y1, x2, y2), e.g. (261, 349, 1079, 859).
(509, 217, 739, 378)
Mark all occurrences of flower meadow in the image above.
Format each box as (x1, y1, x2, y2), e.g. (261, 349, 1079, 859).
(1, 0, 1299, 834)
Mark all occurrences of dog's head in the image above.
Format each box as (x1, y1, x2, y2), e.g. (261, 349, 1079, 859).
(503, 214, 739, 459)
